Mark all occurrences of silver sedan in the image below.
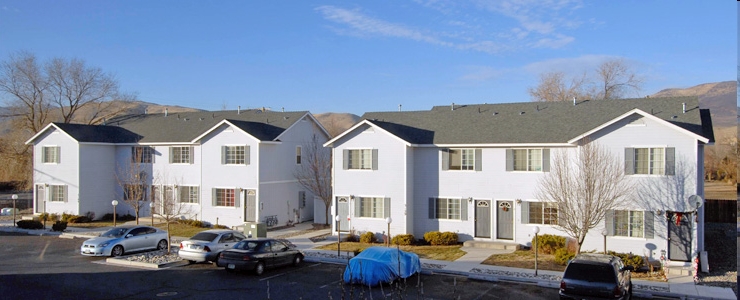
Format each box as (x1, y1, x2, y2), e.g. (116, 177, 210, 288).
(80, 225, 169, 257)
(178, 229, 247, 263)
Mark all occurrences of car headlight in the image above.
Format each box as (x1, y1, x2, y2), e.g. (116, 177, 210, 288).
(99, 243, 109, 247)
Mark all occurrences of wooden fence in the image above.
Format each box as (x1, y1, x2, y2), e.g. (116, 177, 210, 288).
(704, 199, 737, 223)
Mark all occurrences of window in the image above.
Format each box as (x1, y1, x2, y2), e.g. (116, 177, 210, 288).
(613, 210, 644, 238)
(42, 146, 60, 163)
(222, 146, 249, 165)
(626, 147, 674, 175)
(356, 197, 385, 218)
(49, 185, 67, 202)
(428, 197, 467, 220)
(506, 149, 549, 172)
(131, 146, 153, 163)
(525, 202, 558, 225)
(179, 186, 199, 204)
(442, 149, 481, 171)
(213, 188, 236, 207)
(296, 146, 302, 164)
(343, 149, 377, 170)
(123, 184, 147, 201)
(170, 146, 193, 164)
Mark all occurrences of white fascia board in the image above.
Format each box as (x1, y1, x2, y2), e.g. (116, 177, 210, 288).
(414, 143, 575, 148)
(25, 123, 78, 145)
(323, 119, 411, 148)
(190, 119, 262, 144)
(274, 112, 331, 142)
(567, 109, 710, 144)
(112, 142, 200, 146)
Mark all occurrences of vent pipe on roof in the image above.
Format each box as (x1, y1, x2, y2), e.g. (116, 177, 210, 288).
(682, 103, 686, 114)
(573, 97, 576, 106)
(238, 106, 241, 114)
(399, 104, 402, 112)
(282, 107, 285, 112)
(451, 102, 455, 111)
(165, 108, 168, 117)
(144, 108, 147, 115)
(102, 118, 106, 125)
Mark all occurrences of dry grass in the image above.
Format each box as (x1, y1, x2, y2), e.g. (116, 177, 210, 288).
(317, 242, 466, 261)
(704, 181, 737, 200)
(154, 222, 209, 238)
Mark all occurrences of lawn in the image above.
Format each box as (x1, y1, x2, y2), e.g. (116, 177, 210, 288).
(317, 242, 466, 261)
(65, 220, 210, 238)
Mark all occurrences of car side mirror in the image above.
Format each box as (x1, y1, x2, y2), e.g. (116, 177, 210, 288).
(125, 234, 133, 238)
(622, 266, 634, 272)
(282, 247, 288, 252)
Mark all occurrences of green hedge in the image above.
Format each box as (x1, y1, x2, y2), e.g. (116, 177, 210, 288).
(52, 221, 68, 232)
(359, 231, 377, 243)
(531, 234, 566, 254)
(17, 220, 44, 229)
(608, 251, 644, 270)
(391, 234, 415, 245)
(423, 231, 458, 246)
(554, 248, 576, 265)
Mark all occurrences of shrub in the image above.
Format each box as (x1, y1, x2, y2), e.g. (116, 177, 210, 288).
(101, 213, 136, 222)
(424, 231, 458, 246)
(39, 212, 58, 222)
(85, 211, 96, 221)
(178, 219, 206, 228)
(344, 228, 359, 242)
(532, 234, 566, 254)
(608, 251, 644, 270)
(555, 248, 576, 265)
(359, 231, 376, 243)
(61, 213, 74, 222)
(119, 213, 136, 221)
(67, 215, 92, 223)
(52, 221, 68, 232)
(391, 234, 415, 245)
(17, 220, 44, 230)
(213, 224, 229, 229)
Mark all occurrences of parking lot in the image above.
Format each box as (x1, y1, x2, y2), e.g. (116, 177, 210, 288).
(0, 232, 669, 299)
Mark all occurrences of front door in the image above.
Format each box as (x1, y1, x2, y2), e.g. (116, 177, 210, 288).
(337, 197, 349, 231)
(244, 190, 256, 222)
(474, 200, 491, 238)
(668, 211, 692, 261)
(496, 200, 514, 240)
(35, 184, 45, 214)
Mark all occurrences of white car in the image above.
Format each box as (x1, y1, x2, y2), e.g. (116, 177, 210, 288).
(80, 225, 169, 257)
(178, 229, 246, 263)
(0, 208, 19, 216)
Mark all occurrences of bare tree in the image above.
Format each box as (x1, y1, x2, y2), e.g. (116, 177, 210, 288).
(535, 141, 633, 254)
(151, 170, 195, 254)
(594, 58, 643, 100)
(115, 147, 151, 224)
(0, 51, 50, 133)
(293, 134, 332, 225)
(528, 71, 591, 102)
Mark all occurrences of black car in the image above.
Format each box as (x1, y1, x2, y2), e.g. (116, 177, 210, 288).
(559, 254, 634, 300)
(216, 238, 304, 275)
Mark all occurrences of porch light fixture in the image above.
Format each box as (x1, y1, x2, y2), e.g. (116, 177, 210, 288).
(656, 209, 664, 216)
(515, 199, 522, 204)
(468, 197, 473, 204)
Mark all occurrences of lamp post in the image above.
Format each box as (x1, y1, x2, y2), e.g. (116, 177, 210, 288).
(533, 226, 540, 276)
(43, 199, 47, 230)
(112, 200, 118, 227)
(149, 201, 155, 226)
(335, 215, 341, 257)
(11, 194, 18, 227)
(601, 229, 608, 254)
(385, 217, 392, 247)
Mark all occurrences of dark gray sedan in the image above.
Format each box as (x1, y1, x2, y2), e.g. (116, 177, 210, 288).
(216, 238, 303, 275)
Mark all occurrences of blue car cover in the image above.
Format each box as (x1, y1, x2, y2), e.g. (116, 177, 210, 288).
(343, 246, 421, 286)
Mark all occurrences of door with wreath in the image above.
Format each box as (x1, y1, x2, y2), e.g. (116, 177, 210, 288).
(496, 200, 514, 240)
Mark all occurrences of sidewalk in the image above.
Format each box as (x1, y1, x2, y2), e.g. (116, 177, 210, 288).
(1, 220, 735, 300)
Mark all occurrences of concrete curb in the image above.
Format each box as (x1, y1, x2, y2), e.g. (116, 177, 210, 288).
(106, 257, 189, 269)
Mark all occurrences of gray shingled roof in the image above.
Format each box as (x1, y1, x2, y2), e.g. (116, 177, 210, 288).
(361, 96, 713, 145)
(52, 109, 308, 144)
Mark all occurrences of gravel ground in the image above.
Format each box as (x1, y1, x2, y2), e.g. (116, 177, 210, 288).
(698, 222, 737, 296)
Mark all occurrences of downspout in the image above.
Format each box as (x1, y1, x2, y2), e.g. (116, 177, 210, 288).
(199, 143, 203, 222)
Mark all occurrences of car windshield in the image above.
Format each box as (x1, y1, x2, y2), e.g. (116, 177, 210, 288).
(235, 241, 262, 251)
(100, 228, 128, 238)
(564, 263, 617, 283)
(190, 232, 219, 242)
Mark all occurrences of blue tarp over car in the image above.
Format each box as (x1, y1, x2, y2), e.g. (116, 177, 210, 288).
(343, 246, 421, 286)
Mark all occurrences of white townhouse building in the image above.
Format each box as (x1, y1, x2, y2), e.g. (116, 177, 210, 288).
(324, 96, 714, 264)
(26, 109, 331, 228)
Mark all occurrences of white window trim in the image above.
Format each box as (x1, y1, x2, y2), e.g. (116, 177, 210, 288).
(612, 210, 645, 238)
(512, 148, 544, 172)
(179, 185, 200, 204)
(434, 197, 463, 220)
(223, 145, 247, 166)
(213, 187, 238, 207)
(346, 148, 374, 170)
(355, 195, 385, 219)
(170, 146, 193, 164)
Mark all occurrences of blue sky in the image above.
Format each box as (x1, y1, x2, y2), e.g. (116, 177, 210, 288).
(0, 1, 736, 115)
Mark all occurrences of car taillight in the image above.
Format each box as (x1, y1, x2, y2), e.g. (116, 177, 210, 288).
(559, 281, 566, 291)
(242, 256, 251, 261)
(219, 253, 224, 258)
(179, 243, 184, 249)
(204, 246, 211, 252)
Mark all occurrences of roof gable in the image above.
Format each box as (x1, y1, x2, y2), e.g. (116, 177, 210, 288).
(26, 123, 142, 144)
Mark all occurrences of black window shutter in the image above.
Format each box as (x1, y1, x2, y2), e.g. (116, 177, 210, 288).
(372, 149, 378, 170)
(244, 146, 250, 165)
(428, 198, 436, 219)
(644, 211, 654, 239)
(343, 149, 349, 170)
(441, 149, 450, 171)
(605, 210, 614, 236)
(221, 146, 226, 165)
(505, 149, 514, 171)
(542, 149, 550, 172)
(624, 148, 634, 175)
(665, 147, 675, 175)
(460, 198, 468, 220)
(384, 197, 390, 218)
(474, 149, 482, 171)
(521, 201, 529, 224)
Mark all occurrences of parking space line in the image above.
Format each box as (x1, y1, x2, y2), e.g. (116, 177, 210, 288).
(260, 273, 286, 281)
(320, 280, 342, 289)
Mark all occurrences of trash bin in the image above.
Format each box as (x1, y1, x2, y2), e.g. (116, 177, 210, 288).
(243, 222, 266, 238)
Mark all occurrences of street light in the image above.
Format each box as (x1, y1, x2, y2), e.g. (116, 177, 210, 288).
(149, 201, 155, 226)
(335, 215, 341, 257)
(11, 194, 18, 227)
(112, 200, 119, 227)
(385, 217, 392, 247)
(533, 226, 540, 276)
(601, 229, 608, 254)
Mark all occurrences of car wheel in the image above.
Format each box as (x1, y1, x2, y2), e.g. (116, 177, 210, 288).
(255, 261, 265, 276)
(156, 239, 168, 251)
(111, 245, 124, 257)
(225, 267, 235, 273)
(187, 260, 196, 264)
(627, 283, 633, 300)
(292, 254, 303, 266)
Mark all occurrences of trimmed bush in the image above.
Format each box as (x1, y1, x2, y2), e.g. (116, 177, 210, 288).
(359, 231, 376, 243)
(100, 213, 136, 221)
(52, 221, 67, 232)
(423, 231, 458, 246)
(67, 215, 92, 223)
(608, 251, 644, 270)
(531, 234, 566, 254)
(391, 234, 415, 245)
(178, 219, 206, 228)
(554, 248, 576, 265)
(213, 224, 229, 229)
(17, 220, 44, 230)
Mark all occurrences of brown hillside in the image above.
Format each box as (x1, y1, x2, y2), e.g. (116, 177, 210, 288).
(314, 113, 361, 137)
(651, 81, 736, 128)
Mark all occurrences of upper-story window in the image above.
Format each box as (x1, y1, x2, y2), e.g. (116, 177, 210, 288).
(170, 146, 193, 164)
(506, 149, 550, 172)
(42, 146, 61, 164)
(221, 146, 249, 165)
(342, 149, 377, 170)
(625, 147, 674, 175)
(442, 148, 481, 171)
(132, 146, 153, 164)
(296, 146, 302, 165)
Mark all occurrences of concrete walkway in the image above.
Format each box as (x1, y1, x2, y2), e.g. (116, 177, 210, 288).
(1, 220, 735, 300)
